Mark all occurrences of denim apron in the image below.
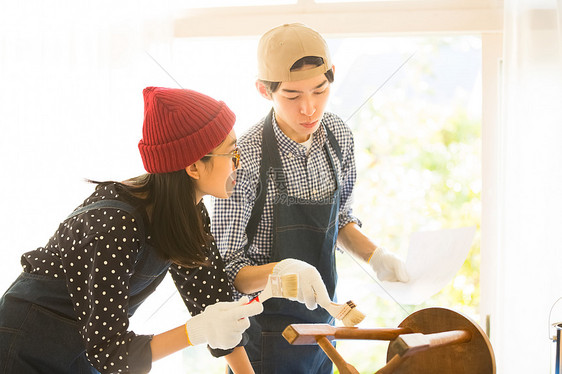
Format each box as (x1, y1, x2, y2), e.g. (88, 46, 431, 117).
(243, 110, 343, 374)
(0, 199, 171, 374)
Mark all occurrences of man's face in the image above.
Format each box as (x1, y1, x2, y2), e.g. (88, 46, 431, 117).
(267, 68, 331, 143)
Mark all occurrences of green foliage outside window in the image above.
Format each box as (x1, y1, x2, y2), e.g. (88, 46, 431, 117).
(332, 36, 481, 372)
(147, 35, 482, 374)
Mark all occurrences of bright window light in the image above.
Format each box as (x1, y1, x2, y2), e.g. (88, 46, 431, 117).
(185, 0, 296, 8)
(141, 33, 482, 373)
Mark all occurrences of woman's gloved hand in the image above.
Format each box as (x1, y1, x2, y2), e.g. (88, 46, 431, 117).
(369, 247, 409, 283)
(185, 296, 263, 350)
(272, 258, 331, 310)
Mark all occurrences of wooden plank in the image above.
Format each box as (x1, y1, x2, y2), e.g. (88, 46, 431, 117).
(282, 324, 413, 345)
(173, 1, 503, 38)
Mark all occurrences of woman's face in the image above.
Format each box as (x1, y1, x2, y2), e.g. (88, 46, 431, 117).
(190, 129, 238, 201)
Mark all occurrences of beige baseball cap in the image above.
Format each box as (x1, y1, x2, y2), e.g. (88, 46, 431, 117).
(257, 23, 332, 82)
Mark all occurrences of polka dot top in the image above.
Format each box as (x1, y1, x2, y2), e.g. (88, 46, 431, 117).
(20, 183, 234, 373)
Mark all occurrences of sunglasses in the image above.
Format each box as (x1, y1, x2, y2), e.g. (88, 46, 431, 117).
(205, 146, 240, 169)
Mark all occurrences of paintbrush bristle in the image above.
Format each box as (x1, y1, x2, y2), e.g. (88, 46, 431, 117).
(341, 301, 366, 327)
(328, 302, 352, 319)
(280, 273, 298, 298)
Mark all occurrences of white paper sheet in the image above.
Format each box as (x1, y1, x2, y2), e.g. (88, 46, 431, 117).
(372, 226, 476, 305)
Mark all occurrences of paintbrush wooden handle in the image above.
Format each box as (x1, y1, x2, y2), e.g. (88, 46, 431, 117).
(246, 274, 279, 304)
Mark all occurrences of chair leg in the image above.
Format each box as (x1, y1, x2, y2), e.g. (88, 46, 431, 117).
(375, 354, 410, 374)
(315, 336, 360, 374)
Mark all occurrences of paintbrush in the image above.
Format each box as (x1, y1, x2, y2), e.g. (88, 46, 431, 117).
(248, 273, 299, 303)
(249, 275, 364, 326)
(318, 299, 366, 327)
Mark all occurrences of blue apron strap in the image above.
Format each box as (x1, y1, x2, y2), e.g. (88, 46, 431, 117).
(244, 110, 345, 252)
(66, 199, 146, 251)
(245, 110, 276, 251)
(323, 123, 343, 164)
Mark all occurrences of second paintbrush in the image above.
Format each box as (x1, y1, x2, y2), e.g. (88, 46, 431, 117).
(249, 273, 299, 303)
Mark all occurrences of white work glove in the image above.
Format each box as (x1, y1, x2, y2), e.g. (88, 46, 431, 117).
(369, 247, 409, 282)
(272, 258, 331, 310)
(185, 296, 263, 350)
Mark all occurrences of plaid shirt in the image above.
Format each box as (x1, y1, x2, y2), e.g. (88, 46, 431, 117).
(212, 111, 361, 298)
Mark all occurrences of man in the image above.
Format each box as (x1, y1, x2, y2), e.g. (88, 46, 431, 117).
(213, 23, 409, 373)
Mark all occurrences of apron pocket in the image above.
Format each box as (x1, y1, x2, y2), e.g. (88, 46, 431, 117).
(261, 331, 289, 374)
(261, 331, 330, 374)
(13, 304, 88, 373)
(0, 326, 21, 373)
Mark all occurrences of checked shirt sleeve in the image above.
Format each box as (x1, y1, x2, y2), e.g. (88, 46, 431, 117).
(329, 115, 362, 230)
(211, 129, 263, 298)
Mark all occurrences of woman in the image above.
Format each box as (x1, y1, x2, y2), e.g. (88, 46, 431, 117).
(0, 87, 263, 373)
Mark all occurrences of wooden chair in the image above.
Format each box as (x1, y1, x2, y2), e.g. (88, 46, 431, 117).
(282, 307, 496, 373)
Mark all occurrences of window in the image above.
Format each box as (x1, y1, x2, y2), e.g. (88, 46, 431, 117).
(136, 33, 482, 373)
(331, 35, 481, 370)
(0, 1, 500, 373)
(185, 0, 296, 7)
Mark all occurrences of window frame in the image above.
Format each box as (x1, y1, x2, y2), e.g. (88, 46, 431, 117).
(172, 0, 503, 335)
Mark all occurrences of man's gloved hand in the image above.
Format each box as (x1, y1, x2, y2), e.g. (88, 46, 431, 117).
(185, 296, 263, 350)
(369, 247, 409, 282)
(272, 258, 331, 310)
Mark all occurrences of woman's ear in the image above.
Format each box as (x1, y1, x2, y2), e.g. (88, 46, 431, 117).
(185, 163, 200, 180)
(255, 80, 272, 100)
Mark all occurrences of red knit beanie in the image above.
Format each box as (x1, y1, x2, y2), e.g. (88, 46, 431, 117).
(138, 87, 236, 173)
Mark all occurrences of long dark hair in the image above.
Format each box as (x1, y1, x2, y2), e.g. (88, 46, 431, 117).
(94, 168, 211, 268)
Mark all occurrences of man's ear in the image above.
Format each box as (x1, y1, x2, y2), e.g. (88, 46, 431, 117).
(255, 80, 272, 100)
(185, 163, 200, 180)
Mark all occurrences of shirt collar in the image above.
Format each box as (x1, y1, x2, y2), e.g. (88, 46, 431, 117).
(271, 112, 327, 158)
